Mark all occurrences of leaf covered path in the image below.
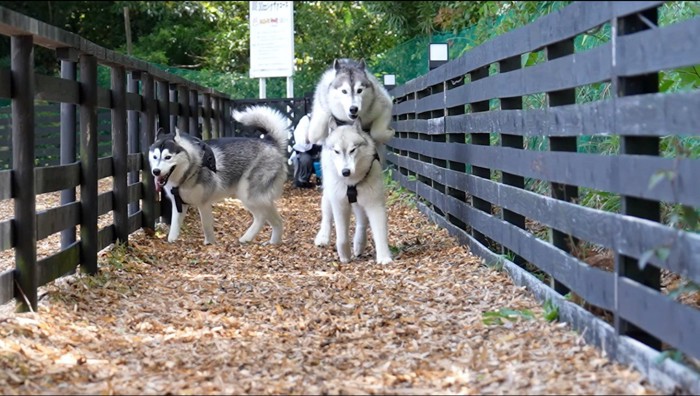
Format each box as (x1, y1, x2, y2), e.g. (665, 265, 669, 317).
(0, 183, 657, 395)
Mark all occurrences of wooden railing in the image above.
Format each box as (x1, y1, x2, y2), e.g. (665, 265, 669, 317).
(386, 1, 700, 393)
(0, 6, 238, 312)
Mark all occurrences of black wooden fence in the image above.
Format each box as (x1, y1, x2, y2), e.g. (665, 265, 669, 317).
(0, 7, 308, 315)
(386, 1, 699, 393)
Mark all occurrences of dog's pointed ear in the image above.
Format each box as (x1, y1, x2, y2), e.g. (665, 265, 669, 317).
(333, 59, 342, 72)
(328, 116, 339, 132)
(174, 126, 183, 141)
(358, 58, 366, 70)
(155, 127, 165, 142)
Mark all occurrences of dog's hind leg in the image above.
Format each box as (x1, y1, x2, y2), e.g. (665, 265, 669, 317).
(352, 205, 368, 258)
(198, 204, 216, 245)
(365, 204, 392, 265)
(167, 203, 188, 243)
(239, 208, 266, 244)
(331, 200, 352, 263)
(264, 204, 284, 245)
(314, 192, 333, 246)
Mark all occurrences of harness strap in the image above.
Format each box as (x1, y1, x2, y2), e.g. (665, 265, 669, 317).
(171, 186, 187, 213)
(347, 152, 380, 204)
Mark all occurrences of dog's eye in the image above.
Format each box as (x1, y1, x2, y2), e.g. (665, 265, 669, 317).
(153, 155, 157, 159)
(350, 148, 356, 154)
(334, 150, 340, 155)
(165, 155, 172, 160)
(341, 89, 348, 94)
(357, 88, 363, 94)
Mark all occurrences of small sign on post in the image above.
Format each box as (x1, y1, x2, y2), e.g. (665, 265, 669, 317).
(429, 43, 449, 70)
(249, 1, 295, 98)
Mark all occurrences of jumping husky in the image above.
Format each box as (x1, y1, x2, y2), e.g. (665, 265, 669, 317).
(306, 58, 394, 146)
(306, 58, 396, 261)
(315, 117, 392, 265)
(148, 105, 289, 245)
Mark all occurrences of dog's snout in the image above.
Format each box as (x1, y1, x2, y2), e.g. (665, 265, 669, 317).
(342, 169, 351, 177)
(349, 106, 358, 115)
(153, 168, 161, 176)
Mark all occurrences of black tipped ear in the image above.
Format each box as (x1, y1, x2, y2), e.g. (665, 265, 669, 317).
(328, 116, 339, 131)
(333, 59, 342, 71)
(358, 58, 366, 70)
(155, 127, 165, 142)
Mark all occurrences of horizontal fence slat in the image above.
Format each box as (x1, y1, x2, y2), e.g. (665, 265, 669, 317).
(0, 268, 13, 305)
(440, 90, 700, 137)
(98, 191, 113, 216)
(445, 44, 611, 107)
(619, 278, 700, 361)
(618, 17, 700, 77)
(97, 224, 115, 252)
(34, 162, 80, 194)
(0, 169, 11, 200)
(416, 93, 445, 115)
(35, 74, 79, 104)
(37, 241, 79, 287)
(98, 157, 113, 179)
(393, 118, 445, 135)
(127, 183, 141, 203)
(36, 201, 80, 241)
(390, 152, 700, 284)
(388, 138, 700, 207)
(0, 218, 13, 251)
(128, 211, 141, 234)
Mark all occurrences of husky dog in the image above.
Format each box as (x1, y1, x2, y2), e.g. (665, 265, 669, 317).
(306, 58, 394, 146)
(307, 58, 396, 256)
(315, 117, 392, 265)
(148, 105, 289, 245)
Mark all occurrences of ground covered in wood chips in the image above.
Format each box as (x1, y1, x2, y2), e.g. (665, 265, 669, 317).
(0, 182, 660, 395)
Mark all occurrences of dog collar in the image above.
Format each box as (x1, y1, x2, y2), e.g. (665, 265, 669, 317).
(332, 115, 371, 133)
(347, 152, 380, 204)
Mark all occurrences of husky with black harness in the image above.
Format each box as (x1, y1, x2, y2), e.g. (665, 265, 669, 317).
(148, 105, 290, 245)
(315, 117, 392, 265)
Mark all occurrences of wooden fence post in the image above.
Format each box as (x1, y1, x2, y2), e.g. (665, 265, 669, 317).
(469, 65, 493, 248)
(156, 80, 172, 225)
(169, 83, 177, 133)
(79, 53, 98, 275)
(177, 84, 188, 133)
(12, 34, 37, 312)
(189, 89, 199, 138)
(613, 8, 662, 351)
(127, 71, 140, 215)
(58, 49, 78, 252)
(202, 93, 212, 140)
(140, 72, 156, 231)
(111, 64, 129, 245)
(499, 55, 527, 269)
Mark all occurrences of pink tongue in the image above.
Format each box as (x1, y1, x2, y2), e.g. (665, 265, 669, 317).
(155, 177, 162, 193)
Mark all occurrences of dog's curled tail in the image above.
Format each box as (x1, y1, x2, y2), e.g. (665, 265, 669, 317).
(232, 105, 290, 152)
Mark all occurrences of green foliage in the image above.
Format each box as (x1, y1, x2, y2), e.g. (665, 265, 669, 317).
(482, 307, 535, 326)
(542, 299, 559, 323)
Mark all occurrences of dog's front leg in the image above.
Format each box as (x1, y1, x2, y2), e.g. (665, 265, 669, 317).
(331, 200, 352, 263)
(167, 201, 188, 243)
(198, 204, 216, 245)
(352, 204, 368, 258)
(364, 204, 392, 265)
(307, 109, 330, 144)
(369, 112, 395, 145)
(314, 192, 333, 247)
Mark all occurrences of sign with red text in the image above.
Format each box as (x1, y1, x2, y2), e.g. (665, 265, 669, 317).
(249, 1, 294, 78)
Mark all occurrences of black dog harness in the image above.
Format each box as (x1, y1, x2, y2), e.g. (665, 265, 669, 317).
(169, 139, 217, 213)
(347, 152, 380, 204)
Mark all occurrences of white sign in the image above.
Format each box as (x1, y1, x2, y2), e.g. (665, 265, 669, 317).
(249, 1, 294, 78)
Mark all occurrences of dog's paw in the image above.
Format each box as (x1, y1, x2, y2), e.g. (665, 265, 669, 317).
(204, 239, 217, 246)
(238, 237, 251, 244)
(376, 256, 393, 265)
(167, 235, 178, 243)
(314, 233, 330, 247)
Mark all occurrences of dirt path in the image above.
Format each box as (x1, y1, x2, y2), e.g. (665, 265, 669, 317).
(0, 183, 657, 395)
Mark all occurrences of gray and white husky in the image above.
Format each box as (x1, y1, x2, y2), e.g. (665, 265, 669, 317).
(148, 105, 290, 245)
(306, 58, 394, 146)
(315, 117, 393, 265)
